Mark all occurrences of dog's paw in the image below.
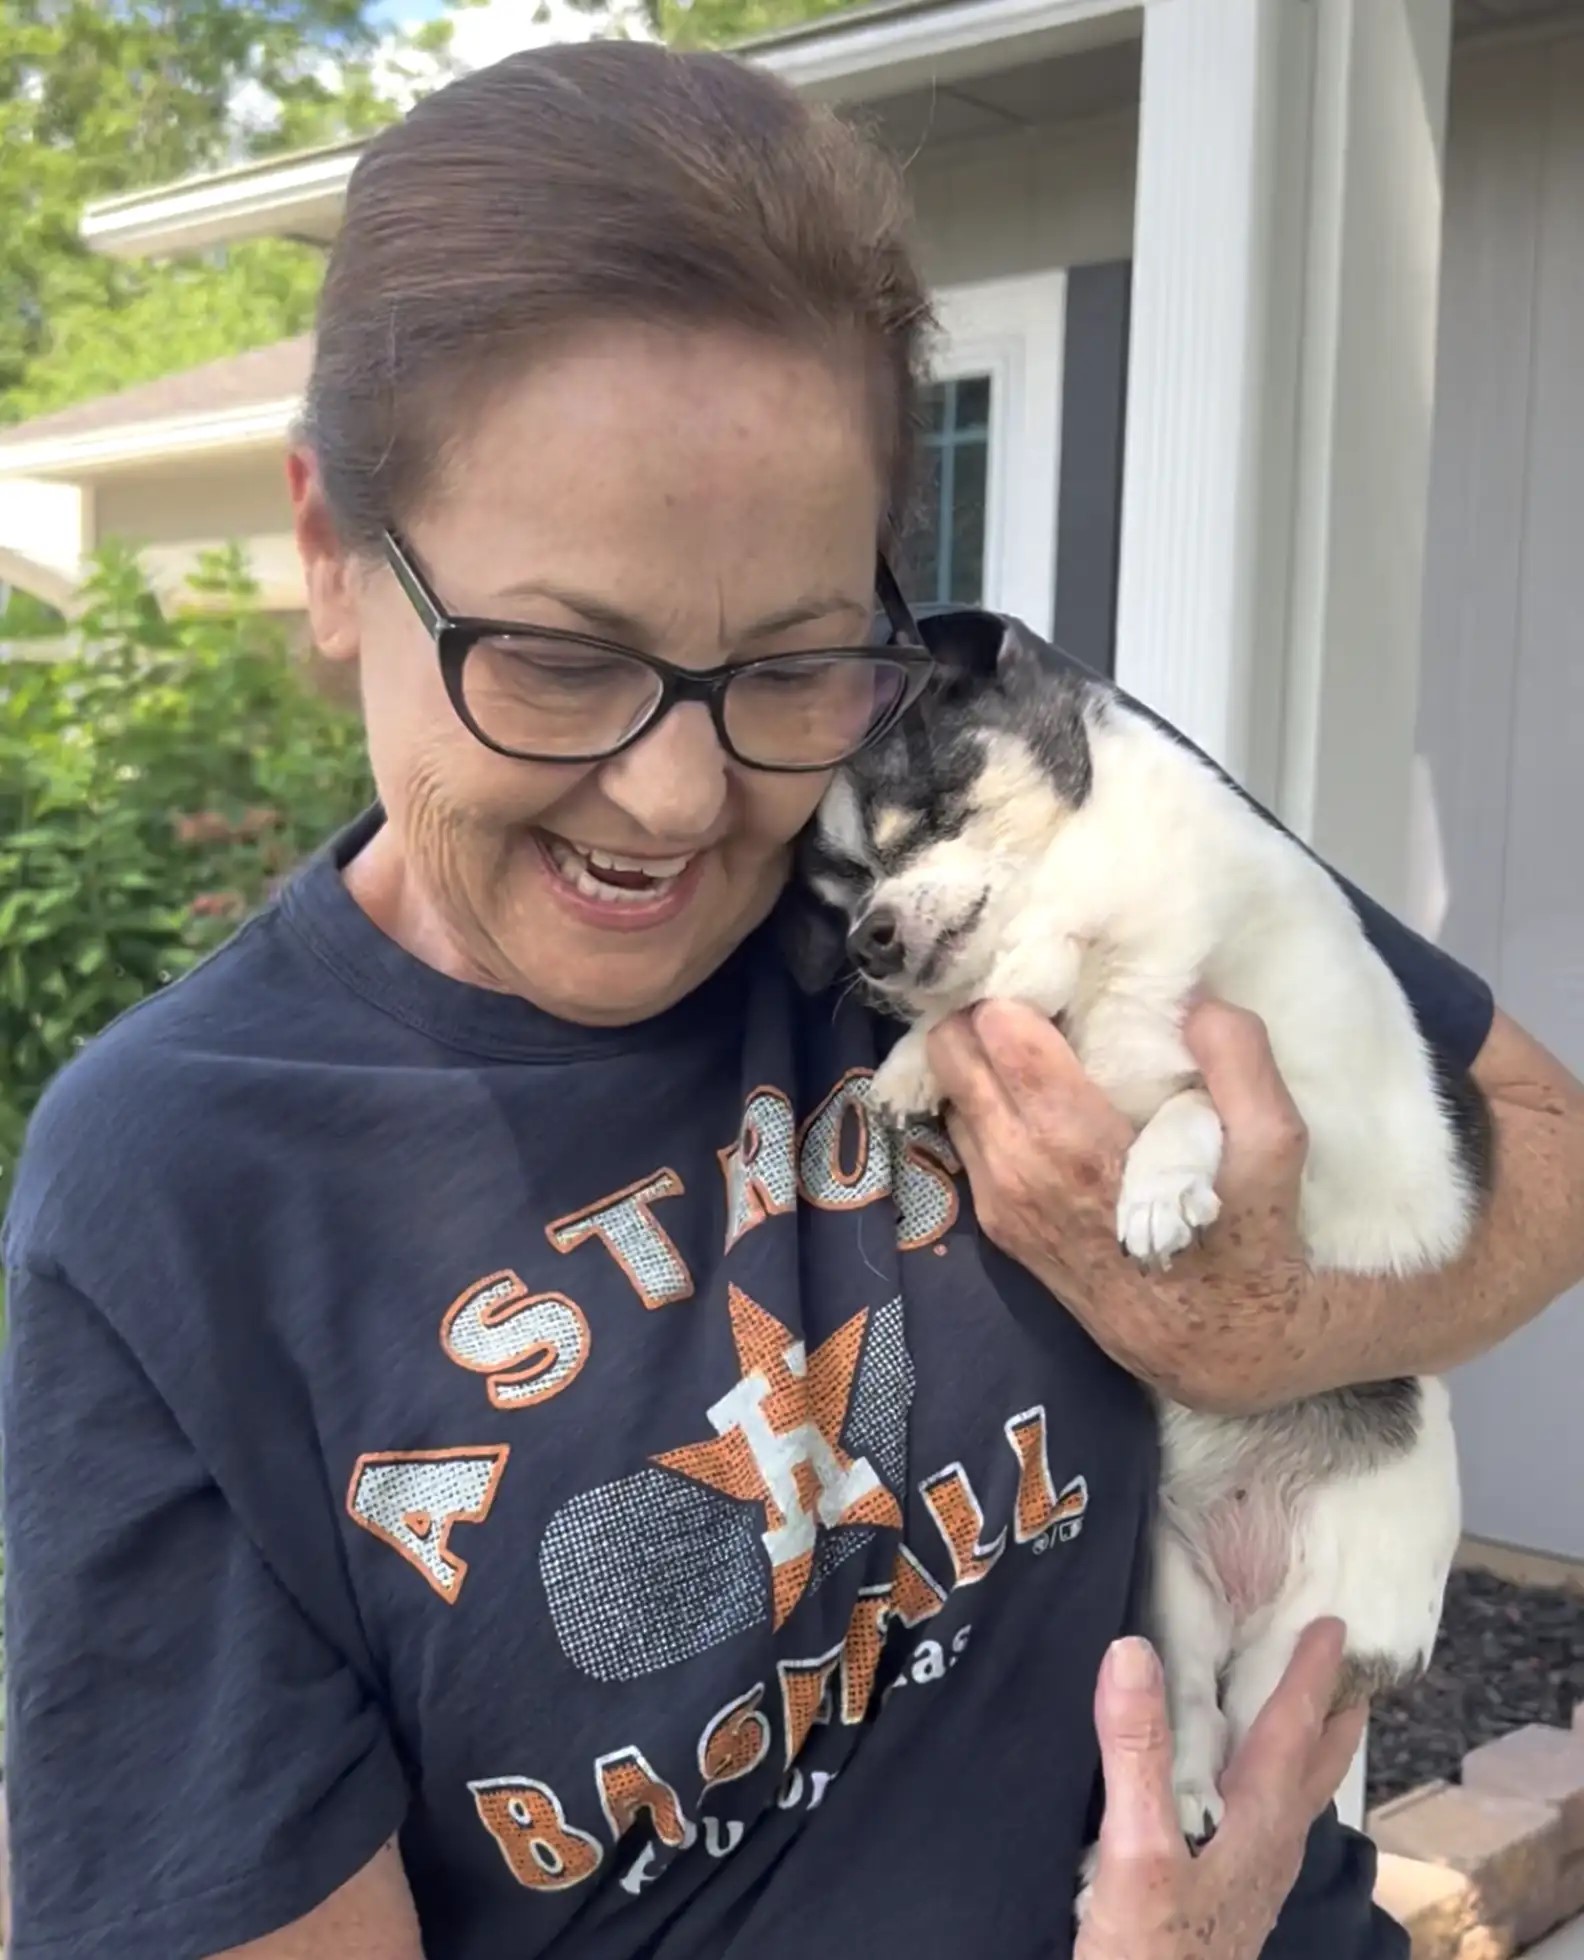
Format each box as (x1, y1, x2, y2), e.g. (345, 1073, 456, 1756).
(866, 1036, 943, 1127)
(1116, 1159, 1222, 1267)
(1174, 1780, 1226, 1850)
(1073, 1841, 1100, 1928)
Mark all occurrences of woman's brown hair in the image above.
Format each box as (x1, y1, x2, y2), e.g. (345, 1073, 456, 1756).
(300, 40, 933, 553)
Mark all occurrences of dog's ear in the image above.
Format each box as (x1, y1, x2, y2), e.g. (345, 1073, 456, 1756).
(995, 617, 1051, 694)
(774, 884, 850, 996)
(914, 607, 1004, 699)
(915, 608, 1055, 703)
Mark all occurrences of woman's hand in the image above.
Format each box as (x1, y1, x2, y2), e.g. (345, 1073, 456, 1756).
(928, 999, 1317, 1412)
(1076, 1622, 1367, 1960)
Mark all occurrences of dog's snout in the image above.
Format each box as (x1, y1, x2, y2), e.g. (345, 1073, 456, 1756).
(847, 907, 905, 979)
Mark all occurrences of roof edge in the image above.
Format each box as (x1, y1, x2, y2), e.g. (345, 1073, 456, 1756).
(81, 144, 361, 261)
(0, 396, 301, 481)
(81, 0, 1141, 259)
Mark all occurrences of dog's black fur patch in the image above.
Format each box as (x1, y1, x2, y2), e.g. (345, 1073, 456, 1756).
(788, 604, 1495, 1206)
(782, 610, 1099, 996)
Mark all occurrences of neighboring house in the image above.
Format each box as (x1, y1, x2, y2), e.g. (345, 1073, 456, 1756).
(0, 0, 1579, 1570)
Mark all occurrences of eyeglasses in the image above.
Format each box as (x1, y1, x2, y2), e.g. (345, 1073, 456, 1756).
(381, 528, 934, 773)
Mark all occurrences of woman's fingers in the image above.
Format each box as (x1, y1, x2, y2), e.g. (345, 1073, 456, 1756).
(1306, 1700, 1370, 1814)
(1182, 1000, 1308, 1210)
(926, 1012, 1020, 1132)
(1091, 1638, 1185, 1866)
(929, 1002, 1133, 1162)
(970, 1000, 1089, 1101)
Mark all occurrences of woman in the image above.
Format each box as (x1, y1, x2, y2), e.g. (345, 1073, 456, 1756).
(4, 42, 1582, 1960)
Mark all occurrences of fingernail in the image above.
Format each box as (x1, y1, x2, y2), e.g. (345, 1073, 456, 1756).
(1108, 1637, 1160, 1691)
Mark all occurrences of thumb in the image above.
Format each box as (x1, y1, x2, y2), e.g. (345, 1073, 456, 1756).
(1093, 1637, 1183, 1863)
(1182, 999, 1308, 1197)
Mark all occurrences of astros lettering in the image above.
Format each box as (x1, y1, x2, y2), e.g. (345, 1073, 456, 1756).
(344, 1068, 1090, 1902)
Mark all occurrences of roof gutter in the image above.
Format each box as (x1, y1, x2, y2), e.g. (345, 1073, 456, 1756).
(0, 397, 301, 481)
(80, 0, 1141, 261)
(754, 0, 1137, 100)
(80, 142, 363, 262)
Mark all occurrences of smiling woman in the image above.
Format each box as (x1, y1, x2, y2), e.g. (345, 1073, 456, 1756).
(1, 36, 1561, 1960)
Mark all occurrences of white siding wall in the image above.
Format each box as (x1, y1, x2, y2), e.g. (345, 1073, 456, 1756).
(1420, 30, 1584, 1558)
(91, 453, 299, 610)
(908, 113, 1137, 289)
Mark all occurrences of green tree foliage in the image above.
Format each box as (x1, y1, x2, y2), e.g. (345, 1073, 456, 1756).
(0, 0, 461, 423)
(654, 0, 855, 52)
(0, 543, 374, 1201)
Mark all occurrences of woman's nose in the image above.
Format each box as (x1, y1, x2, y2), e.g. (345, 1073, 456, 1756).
(597, 701, 729, 840)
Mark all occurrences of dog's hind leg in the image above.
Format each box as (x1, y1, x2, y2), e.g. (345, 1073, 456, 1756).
(1152, 1517, 1235, 1845)
(1219, 1385, 1459, 1760)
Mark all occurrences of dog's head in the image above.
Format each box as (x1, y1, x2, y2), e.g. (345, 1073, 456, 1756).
(783, 610, 1097, 1013)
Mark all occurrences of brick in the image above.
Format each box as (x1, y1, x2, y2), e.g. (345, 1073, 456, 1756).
(1462, 1724, 1584, 1920)
(1373, 1781, 1454, 1826)
(1372, 1853, 1489, 1960)
(1368, 1780, 1562, 1949)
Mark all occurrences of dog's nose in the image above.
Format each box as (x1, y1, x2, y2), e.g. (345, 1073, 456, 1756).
(847, 907, 905, 978)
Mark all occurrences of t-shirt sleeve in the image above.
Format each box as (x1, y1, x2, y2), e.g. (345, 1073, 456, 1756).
(1336, 876, 1495, 1074)
(1262, 1807, 1408, 1960)
(0, 1260, 410, 1960)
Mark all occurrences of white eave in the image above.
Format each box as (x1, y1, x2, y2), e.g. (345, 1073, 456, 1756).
(748, 0, 1138, 98)
(80, 139, 366, 261)
(0, 397, 300, 481)
(79, 0, 1142, 261)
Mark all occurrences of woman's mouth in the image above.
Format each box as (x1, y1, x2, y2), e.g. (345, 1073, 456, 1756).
(535, 833, 703, 925)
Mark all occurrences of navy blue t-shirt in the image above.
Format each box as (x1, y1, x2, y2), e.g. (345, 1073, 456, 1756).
(1, 808, 1492, 1959)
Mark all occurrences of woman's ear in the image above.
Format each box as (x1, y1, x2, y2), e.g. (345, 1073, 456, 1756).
(288, 447, 363, 663)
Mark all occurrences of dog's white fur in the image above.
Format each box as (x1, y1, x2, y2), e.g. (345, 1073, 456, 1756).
(813, 690, 1479, 1886)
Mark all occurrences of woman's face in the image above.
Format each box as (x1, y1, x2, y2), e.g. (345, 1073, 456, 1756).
(292, 323, 888, 1026)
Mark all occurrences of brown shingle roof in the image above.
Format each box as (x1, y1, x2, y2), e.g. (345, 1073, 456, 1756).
(0, 335, 311, 449)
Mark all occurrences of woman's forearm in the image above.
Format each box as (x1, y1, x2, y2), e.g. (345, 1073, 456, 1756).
(930, 999, 1584, 1419)
(1262, 1009, 1584, 1404)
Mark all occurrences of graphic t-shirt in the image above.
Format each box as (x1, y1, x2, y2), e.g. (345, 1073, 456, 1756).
(1, 809, 1492, 1960)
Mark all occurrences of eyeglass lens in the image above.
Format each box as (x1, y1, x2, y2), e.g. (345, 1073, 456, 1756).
(459, 634, 912, 766)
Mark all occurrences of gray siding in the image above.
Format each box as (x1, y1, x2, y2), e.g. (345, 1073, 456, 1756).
(1421, 31, 1584, 1558)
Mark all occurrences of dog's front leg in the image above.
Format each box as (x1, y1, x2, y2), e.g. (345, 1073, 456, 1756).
(1118, 1087, 1224, 1268)
(866, 1011, 950, 1126)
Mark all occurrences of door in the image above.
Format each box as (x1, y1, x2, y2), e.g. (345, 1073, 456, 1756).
(1419, 36, 1584, 1559)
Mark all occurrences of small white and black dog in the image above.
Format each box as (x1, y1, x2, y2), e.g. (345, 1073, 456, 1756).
(790, 610, 1492, 1887)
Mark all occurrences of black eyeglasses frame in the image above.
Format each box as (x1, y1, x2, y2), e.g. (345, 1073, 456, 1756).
(381, 527, 935, 774)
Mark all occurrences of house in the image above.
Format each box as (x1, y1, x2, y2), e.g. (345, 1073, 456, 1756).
(0, 0, 1579, 1585)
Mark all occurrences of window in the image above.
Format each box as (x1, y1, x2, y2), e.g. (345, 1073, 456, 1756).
(917, 272, 1066, 637)
(894, 268, 1129, 667)
(911, 375, 992, 608)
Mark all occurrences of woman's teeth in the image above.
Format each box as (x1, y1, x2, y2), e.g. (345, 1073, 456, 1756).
(544, 836, 693, 904)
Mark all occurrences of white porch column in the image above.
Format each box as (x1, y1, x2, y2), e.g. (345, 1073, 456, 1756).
(1279, 0, 1453, 914)
(1115, 0, 1454, 914)
(1112, 0, 1315, 801)
(1115, 0, 1455, 1835)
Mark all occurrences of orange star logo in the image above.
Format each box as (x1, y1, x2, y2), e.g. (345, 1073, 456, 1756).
(655, 1285, 902, 1628)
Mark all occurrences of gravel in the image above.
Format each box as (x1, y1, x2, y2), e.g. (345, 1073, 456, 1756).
(1365, 1566, 1584, 1807)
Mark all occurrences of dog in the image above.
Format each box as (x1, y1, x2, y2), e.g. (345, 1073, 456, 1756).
(786, 609, 1492, 1907)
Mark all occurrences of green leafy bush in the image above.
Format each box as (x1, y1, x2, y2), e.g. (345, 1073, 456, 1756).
(0, 543, 372, 1204)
